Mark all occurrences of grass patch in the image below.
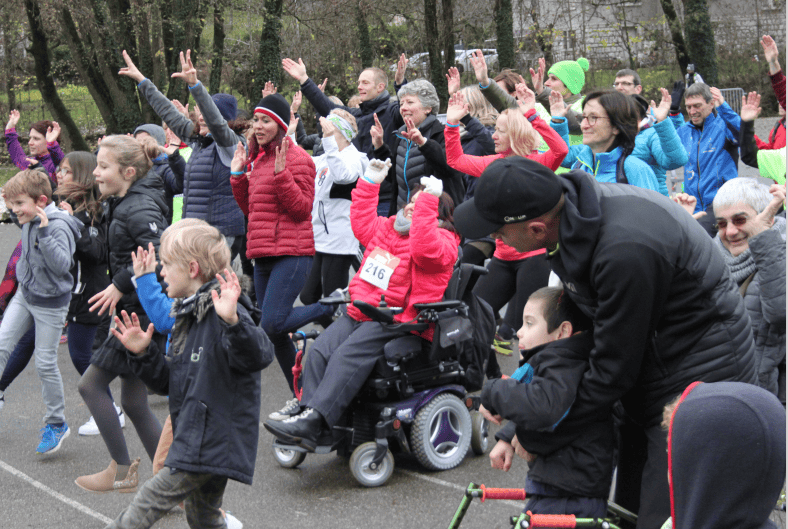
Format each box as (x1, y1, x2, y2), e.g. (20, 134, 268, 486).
(1, 84, 104, 135)
(0, 166, 19, 188)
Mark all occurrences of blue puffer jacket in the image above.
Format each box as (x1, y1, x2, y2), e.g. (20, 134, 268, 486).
(138, 79, 245, 237)
(632, 118, 688, 197)
(553, 119, 659, 192)
(671, 103, 741, 213)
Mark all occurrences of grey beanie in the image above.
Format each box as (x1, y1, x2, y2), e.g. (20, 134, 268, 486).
(133, 124, 167, 147)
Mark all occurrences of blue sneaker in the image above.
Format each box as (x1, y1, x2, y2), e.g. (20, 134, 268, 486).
(36, 423, 70, 454)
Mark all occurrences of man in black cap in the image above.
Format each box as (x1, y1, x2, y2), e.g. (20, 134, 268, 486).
(455, 157, 756, 529)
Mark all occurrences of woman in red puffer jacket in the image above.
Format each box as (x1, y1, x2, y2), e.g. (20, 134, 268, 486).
(231, 94, 333, 392)
(263, 159, 460, 451)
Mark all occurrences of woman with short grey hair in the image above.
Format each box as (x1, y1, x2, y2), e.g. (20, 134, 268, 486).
(369, 78, 465, 210)
(712, 177, 786, 403)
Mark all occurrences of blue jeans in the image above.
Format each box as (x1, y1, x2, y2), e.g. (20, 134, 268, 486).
(254, 256, 333, 390)
(0, 293, 69, 424)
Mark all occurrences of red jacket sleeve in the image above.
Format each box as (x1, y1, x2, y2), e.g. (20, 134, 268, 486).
(527, 111, 569, 171)
(351, 179, 388, 247)
(231, 174, 250, 216)
(273, 139, 315, 223)
(444, 124, 501, 177)
(410, 192, 458, 271)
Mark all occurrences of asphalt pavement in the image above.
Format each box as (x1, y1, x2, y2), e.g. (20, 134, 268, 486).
(0, 222, 525, 529)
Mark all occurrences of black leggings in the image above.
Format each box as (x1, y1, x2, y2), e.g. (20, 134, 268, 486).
(299, 252, 358, 306)
(77, 364, 162, 466)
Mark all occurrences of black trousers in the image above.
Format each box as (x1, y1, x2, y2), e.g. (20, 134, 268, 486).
(299, 252, 358, 305)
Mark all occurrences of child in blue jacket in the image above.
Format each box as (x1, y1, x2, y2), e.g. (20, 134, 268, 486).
(107, 219, 274, 529)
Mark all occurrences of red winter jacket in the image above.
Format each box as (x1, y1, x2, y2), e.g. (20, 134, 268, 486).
(231, 137, 316, 258)
(347, 180, 459, 341)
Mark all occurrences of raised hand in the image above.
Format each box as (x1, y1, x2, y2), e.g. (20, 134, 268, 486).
(171, 99, 189, 117)
(402, 117, 426, 146)
(394, 53, 408, 85)
(281, 57, 309, 84)
(469, 49, 489, 86)
(59, 201, 73, 215)
(212, 269, 241, 325)
(6, 109, 20, 130)
(230, 141, 248, 174)
(45, 122, 61, 143)
(370, 113, 384, 150)
(446, 91, 469, 124)
(171, 49, 199, 87)
(317, 78, 328, 92)
(761, 35, 781, 74)
(420, 175, 443, 197)
(363, 158, 392, 185)
(651, 87, 672, 123)
(111, 311, 154, 355)
(319, 116, 337, 138)
(274, 137, 289, 173)
(672, 193, 703, 219)
(710, 86, 724, 108)
(740, 91, 762, 122)
(89, 283, 124, 316)
(741, 183, 786, 239)
(290, 90, 302, 114)
(529, 58, 546, 94)
(515, 82, 536, 114)
(262, 81, 277, 98)
(35, 206, 48, 227)
(132, 242, 158, 278)
(446, 67, 461, 96)
(548, 89, 566, 117)
(118, 50, 146, 83)
(286, 110, 299, 137)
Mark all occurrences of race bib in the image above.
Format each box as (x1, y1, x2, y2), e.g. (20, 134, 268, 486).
(359, 247, 401, 290)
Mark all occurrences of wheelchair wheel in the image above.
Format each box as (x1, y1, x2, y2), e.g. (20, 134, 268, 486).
(470, 411, 489, 455)
(349, 442, 394, 487)
(272, 442, 307, 469)
(411, 393, 472, 470)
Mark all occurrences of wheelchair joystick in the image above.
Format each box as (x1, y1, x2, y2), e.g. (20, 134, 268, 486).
(378, 295, 388, 308)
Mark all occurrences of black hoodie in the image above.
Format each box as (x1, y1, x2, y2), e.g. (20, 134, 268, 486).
(668, 381, 785, 529)
(545, 170, 755, 428)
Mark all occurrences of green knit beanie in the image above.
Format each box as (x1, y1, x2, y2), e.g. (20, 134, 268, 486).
(547, 57, 590, 95)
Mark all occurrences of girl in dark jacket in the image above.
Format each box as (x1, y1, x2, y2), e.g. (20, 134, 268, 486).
(75, 136, 168, 494)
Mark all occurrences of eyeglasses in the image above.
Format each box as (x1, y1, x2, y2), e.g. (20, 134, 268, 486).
(580, 114, 609, 126)
(714, 215, 749, 230)
(613, 81, 634, 88)
(58, 167, 72, 175)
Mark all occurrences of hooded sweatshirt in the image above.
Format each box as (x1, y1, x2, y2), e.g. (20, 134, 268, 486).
(667, 381, 785, 529)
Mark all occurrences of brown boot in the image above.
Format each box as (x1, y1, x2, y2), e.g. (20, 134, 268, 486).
(75, 458, 139, 493)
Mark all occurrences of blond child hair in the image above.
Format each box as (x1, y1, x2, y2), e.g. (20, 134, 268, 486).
(3, 169, 53, 203)
(159, 219, 231, 282)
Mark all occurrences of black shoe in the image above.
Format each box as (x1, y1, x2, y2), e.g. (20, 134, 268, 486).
(264, 408, 326, 452)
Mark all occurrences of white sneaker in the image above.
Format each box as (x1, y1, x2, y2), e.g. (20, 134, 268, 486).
(268, 398, 301, 421)
(225, 512, 243, 529)
(79, 403, 125, 436)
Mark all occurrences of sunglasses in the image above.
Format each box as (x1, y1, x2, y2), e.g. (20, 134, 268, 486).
(714, 215, 748, 230)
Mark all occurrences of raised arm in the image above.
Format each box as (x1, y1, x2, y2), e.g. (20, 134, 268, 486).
(351, 159, 391, 246)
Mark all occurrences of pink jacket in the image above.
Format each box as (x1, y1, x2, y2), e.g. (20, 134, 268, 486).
(347, 180, 459, 341)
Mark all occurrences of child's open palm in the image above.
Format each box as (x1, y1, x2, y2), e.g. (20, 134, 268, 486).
(111, 310, 154, 355)
(212, 268, 241, 325)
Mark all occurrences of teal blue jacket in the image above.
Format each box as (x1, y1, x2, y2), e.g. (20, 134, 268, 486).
(632, 118, 688, 196)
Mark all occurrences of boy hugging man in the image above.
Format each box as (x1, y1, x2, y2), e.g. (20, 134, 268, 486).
(481, 286, 615, 517)
(0, 169, 82, 454)
(108, 219, 274, 529)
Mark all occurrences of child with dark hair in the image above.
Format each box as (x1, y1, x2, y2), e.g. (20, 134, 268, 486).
(480, 286, 615, 518)
(4, 110, 64, 184)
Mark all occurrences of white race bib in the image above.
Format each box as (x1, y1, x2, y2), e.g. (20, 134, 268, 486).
(359, 247, 401, 290)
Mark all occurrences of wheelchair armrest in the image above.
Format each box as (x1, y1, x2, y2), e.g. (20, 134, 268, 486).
(352, 300, 403, 324)
(319, 289, 351, 306)
(469, 264, 488, 276)
(413, 300, 463, 312)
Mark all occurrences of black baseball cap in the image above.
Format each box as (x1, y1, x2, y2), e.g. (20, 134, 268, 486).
(454, 157, 563, 239)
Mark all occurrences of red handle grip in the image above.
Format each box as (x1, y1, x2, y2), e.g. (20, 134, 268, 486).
(527, 513, 577, 528)
(480, 485, 526, 502)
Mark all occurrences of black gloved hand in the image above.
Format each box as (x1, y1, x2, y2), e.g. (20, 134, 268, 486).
(670, 80, 685, 114)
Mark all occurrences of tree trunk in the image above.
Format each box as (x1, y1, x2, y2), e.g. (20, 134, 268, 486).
(23, 0, 88, 151)
(658, 0, 691, 73)
(438, 0, 453, 109)
(356, 1, 373, 69)
(135, 0, 157, 123)
(494, 0, 515, 69)
(209, 0, 226, 95)
(2, 23, 16, 112)
(683, 0, 718, 86)
(254, 0, 284, 96)
(425, 0, 444, 108)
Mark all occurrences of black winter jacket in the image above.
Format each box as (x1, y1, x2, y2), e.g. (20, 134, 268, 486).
(547, 170, 755, 430)
(151, 155, 179, 225)
(128, 280, 274, 484)
(483, 332, 615, 498)
(67, 209, 110, 326)
(103, 171, 169, 314)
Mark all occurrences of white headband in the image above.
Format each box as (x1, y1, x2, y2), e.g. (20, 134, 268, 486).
(326, 114, 356, 142)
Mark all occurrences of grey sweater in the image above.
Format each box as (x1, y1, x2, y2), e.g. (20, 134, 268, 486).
(16, 202, 83, 308)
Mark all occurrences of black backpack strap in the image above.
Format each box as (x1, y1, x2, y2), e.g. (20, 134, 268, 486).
(616, 153, 629, 184)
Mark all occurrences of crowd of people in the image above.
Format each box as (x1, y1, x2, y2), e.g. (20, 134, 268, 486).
(0, 32, 784, 529)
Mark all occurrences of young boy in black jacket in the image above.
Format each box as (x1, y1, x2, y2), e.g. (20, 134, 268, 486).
(107, 219, 274, 529)
(481, 286, 615, 518)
